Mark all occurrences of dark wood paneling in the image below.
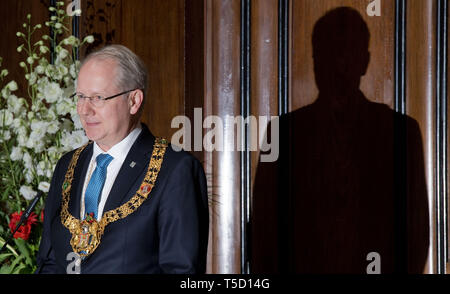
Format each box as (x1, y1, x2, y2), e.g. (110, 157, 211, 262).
(185, 0, 205, 163)
(250, 0, 278, 187)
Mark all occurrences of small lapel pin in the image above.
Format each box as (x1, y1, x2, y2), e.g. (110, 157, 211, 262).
(130, 161, 136, 168)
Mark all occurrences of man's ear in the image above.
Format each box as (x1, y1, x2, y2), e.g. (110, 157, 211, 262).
(129, 89, 144, 115)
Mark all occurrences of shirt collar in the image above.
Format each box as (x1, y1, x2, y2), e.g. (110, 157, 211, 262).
(92, 123, 142, 161)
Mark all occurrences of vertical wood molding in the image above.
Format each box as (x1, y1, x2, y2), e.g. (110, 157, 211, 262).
(436, 0, 448, 274)
(278, 0, 289, 116)
(204, 0, 241, 274)
(395, 0, 406, 114)
(395, 0, 407, 114)
(240, 0, 251, 274)
(394, 0, 408, 273)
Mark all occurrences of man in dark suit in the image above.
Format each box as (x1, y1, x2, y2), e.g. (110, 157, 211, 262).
(35, 45, 209, 274)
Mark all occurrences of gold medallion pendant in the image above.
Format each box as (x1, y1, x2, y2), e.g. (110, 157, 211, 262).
(60, 138, 168, 258)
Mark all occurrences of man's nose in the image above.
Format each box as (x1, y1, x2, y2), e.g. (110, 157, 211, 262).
(77, 99, 94, 115)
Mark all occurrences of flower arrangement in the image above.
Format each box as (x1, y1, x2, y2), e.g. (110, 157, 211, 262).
(0, 2, 93, 273)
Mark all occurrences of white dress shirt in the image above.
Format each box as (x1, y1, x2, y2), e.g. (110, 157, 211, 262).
(80, 124, 142, 220)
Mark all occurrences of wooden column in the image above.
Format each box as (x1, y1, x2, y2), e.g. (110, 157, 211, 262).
(204, 0, 241, 274)
(406, 0, 436, 274)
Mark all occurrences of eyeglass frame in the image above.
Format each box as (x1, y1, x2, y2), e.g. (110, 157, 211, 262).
(70, 88, 141, 106)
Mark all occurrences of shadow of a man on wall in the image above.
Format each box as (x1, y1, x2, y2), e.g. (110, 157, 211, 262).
(251, 7, 429, 274)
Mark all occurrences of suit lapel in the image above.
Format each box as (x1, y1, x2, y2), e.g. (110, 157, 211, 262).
(69, 143, 93, 219)
(103, 125, 155, 212)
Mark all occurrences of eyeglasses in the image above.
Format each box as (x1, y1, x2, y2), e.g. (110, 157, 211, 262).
(71, 89, 139, 107)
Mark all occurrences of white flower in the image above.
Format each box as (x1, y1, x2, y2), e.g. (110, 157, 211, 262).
(38, 181, 50, 193)
(1, 69, 9, 77)
(17, 132, 28, 147)
(61, 130, 88, 150)
(12, 118, 24, 129)
(16, 125, 27, 135)
(39, 45, 49, 54)
(47, 108, 57, 121)
(10, 146, 23, 161)
(35, 65, 45, 74)
(6, 80, 18, 91)
(63, 36, 78, 46)
(56, 64, 68, 76)
(47, 120, 60, 134)
(36, 76, 49, 92)
(25, 171, 33, 184)
(45, 64, 62, 80)
(20, 185, 37, 200)
(27, 56, 34, 65)
(31, 120, 49, 132)
(69, 63, 77, 79)
(63, 76, 72, 86)
(27, 111, 35, 120)
(56, 98, 72, 116)
(7, 95, 24, 114)
(43, 81, 64, 103)
(0, 109, 14, 127)
(22, 152, 33, 170)
(58, 48, 69, 59)
(28, 72, 37, 85)
(1, 88, 10, 99)
(70, 111, 83, 129)
(33, 140, 46, 153)
(37, 161, 47, 176)
(84, 35, 94, 44)
(0, 130, 11, 141)
(70, 130, 88, 149)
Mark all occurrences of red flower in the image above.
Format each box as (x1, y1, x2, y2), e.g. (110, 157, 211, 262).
(40, 210, 44, 223)
(9, 211, 38, 241)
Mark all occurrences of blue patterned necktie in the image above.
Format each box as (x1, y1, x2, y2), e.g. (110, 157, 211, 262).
(84, 153, 114, 220)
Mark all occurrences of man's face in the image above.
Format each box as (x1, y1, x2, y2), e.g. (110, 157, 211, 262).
(76, 58, 134, 151)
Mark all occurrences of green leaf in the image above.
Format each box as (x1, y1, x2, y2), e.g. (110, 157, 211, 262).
(0, 236, 19, 257)
(0, 252, 13, 263)
(0, 254, 24, 274)
(14, 238, 32, 266)
(12, 263, 26, 274)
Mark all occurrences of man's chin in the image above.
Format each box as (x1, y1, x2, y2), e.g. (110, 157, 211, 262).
(84, 131, 101, 143)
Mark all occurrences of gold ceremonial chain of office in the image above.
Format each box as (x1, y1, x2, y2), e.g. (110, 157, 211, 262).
(60, 138, 168, 259)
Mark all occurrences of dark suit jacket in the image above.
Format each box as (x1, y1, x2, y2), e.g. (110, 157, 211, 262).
(35, 124, 209, 274)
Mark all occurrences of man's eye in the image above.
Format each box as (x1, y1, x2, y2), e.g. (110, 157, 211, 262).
(94, 96, 103, 100)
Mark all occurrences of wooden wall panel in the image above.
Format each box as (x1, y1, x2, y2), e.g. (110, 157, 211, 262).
(251, 0, 430, 273)
(250, 0, 278, 188)
(291, 0, 394, 111)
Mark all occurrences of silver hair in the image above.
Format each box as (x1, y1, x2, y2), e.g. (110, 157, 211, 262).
(80, 44, 149, 111)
